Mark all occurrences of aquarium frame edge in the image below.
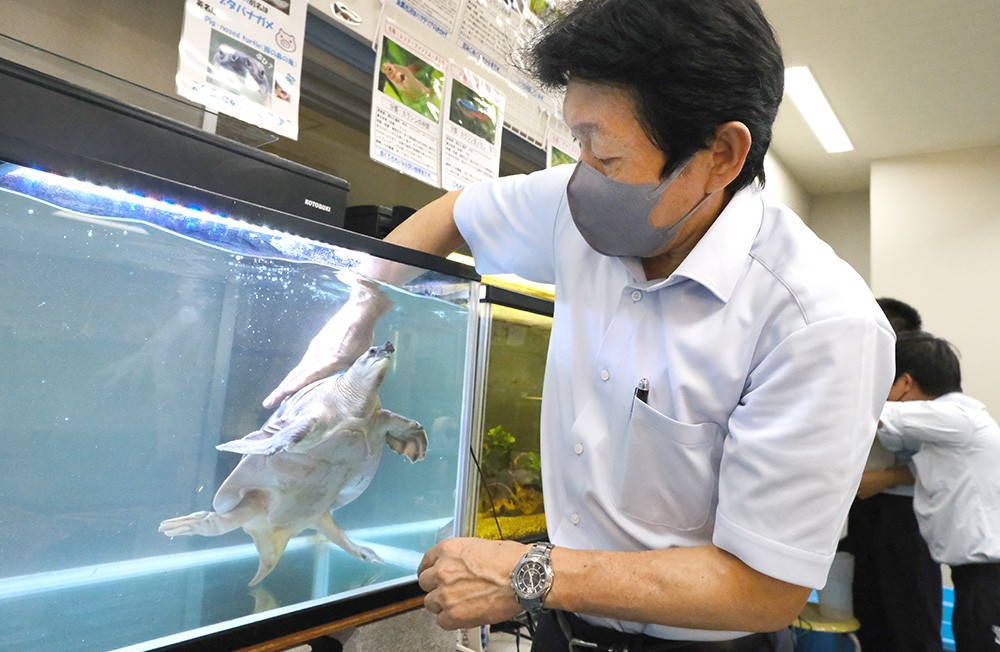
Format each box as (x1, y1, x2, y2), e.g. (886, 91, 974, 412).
(150, 582, 425, 651)
(482, 285, 555, 317)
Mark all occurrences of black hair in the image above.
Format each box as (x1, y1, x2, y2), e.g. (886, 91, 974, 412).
(527, 0, 784, 191)
(876, 297, 922, 333)
(894, 331, 962, 398)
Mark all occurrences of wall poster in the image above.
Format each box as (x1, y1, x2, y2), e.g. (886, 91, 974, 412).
(365, 0, 574, 187)
(546, 118, 580, 168)
(177, 0, 307, 139)
(442, 65, 505, 190)
(370, 21, 447, 186)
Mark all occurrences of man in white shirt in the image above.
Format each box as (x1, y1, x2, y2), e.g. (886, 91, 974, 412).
(266, 1, 895, 649)
(845, 298, 943, 652)
(878, 331, 1000, 651)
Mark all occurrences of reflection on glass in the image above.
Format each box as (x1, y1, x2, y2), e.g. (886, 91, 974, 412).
(0, 163, 472, 651)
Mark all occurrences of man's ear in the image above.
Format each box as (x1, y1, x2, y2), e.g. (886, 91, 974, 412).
(705, 121, 752, 193)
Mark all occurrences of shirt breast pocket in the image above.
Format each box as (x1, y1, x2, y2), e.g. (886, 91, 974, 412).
(611, 399, 723, 531)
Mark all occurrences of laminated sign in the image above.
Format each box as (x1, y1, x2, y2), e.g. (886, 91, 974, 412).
(176, 0, 306, 139)
(371, 0, 571, 188)
(371, 22, 447, 186)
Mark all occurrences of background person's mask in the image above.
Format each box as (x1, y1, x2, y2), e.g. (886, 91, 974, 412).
(567, 158, 713, 258)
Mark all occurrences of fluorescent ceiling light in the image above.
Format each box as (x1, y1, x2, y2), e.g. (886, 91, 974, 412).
(784, 66, 854, 153)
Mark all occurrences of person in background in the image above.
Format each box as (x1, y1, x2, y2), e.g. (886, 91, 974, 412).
(843, 297, 944, 652)
(878, 331, 1000, 651)
(876, 296, 923, 334)
(266, 1, 896, 649)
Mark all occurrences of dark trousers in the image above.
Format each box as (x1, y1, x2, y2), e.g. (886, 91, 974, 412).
(950, 562, 1000, 652)
(839, 494, 943, 652)
(530, 611, 793, 652)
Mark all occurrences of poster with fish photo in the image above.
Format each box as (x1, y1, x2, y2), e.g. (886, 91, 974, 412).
(547, 119, 580, 168)
(441, 66, 505, 191)
(377, 0, 564, 155)
(176, 0, 306, 139)
(371, 22, 446, 187)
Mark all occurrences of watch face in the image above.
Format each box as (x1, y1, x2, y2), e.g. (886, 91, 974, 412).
(512, 559, 550, 599)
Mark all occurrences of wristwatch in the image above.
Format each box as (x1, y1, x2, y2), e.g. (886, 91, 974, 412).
(510, 542, 555, 614)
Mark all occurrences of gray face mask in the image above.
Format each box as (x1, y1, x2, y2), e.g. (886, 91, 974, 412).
(566, 158, 713, 258)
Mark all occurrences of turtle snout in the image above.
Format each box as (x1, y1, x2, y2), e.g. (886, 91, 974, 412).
(370, 341, 394, 357)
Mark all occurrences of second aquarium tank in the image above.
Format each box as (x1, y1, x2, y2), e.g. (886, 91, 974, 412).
(0, 147, 478, 649)
(471, 287, 552, 543)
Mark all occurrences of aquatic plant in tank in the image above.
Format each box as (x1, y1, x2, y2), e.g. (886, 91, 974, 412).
(478, 424, 543, 515)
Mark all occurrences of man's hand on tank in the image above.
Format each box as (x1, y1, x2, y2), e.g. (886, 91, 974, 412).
(263, 277, 392, 409)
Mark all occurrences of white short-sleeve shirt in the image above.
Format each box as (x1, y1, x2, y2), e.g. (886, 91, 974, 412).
(879, 393, 1000, 565)
(455, 165, 895, 640)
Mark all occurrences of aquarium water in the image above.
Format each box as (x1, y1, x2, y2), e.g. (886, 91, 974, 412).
(0, 162, 474, 650)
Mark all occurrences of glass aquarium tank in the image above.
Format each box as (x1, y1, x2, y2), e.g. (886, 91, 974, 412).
(0, 55, 479, 651)
(470, 286, 552, 543)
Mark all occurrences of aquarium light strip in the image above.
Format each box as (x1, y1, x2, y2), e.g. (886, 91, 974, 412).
(11, 166, 290, 239)
(6, 164, 380, 275)
(0, 519, 449, 599)
(15, 167, 224, 223)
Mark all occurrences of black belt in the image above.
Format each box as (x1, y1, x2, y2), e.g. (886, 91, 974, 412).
(553, 611, 780, 652)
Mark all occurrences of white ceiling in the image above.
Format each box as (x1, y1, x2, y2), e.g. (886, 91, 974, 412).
(758, 0, 1000, 196)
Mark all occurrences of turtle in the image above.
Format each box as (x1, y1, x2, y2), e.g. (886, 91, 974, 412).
(158, 341, 428, 586)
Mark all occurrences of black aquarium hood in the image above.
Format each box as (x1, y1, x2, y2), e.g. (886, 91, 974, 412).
(0, 53, 478, 282)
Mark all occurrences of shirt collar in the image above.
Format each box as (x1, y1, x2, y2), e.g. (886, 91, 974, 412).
(620, 186, 764, 302)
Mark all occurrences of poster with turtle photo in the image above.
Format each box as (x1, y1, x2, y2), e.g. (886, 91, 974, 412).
(370, 22, 446, 187)
(176, 0, 306, 138)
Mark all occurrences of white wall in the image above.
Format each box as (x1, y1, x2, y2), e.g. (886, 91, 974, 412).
(871, 145, 1000, 414)
(809, 191, 871, 283)
(764, 152, 810, 219)
(0, 0, 184, 98)
(763, 154, 872, 284)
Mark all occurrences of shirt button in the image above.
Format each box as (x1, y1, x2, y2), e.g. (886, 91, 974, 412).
(573, 443, 584, 455)
(599, 369, 610, 382)
(631, 290, 643, 302)
(570, 513, 581, 525)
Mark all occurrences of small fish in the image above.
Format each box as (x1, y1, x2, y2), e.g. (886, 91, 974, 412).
(456, 98, 493, 126)
(381, 62, 430, 102)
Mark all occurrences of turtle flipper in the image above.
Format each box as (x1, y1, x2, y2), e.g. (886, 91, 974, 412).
(381, 412, 428, 462)
(159, 510, 242, 537)
(217, 417, 315, 456)
(247, 526, 294, 586)
(159, 492, 267, 537)
(314, 512, 383, 563)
